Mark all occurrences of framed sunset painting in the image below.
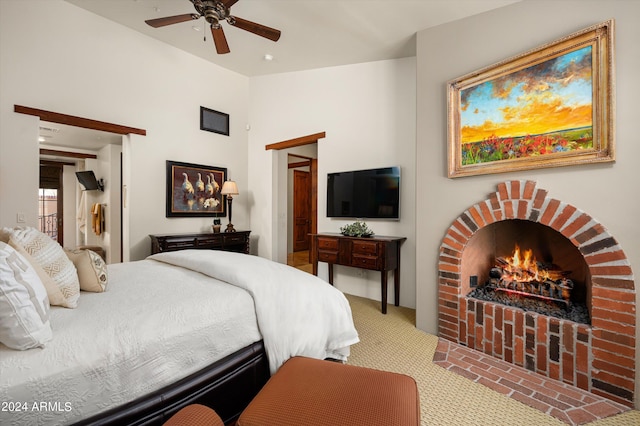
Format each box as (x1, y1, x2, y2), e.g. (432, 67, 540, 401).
(447, 20, 614, 178)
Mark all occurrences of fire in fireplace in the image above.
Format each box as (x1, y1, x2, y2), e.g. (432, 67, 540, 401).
(491, 244, 573, 299)
(467, 231, 591, 324)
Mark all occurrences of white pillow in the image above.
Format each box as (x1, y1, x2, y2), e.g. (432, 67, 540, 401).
(65, 248, 108, 292)
(7, 227, 79, 308)
(0, 242, 52, 350)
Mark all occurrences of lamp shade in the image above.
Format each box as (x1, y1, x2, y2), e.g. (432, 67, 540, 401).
(221, 180, 239, 196)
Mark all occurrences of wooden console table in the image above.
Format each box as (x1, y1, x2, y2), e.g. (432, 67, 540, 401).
(310, 233, 406, 314)
(150, 231, 251, 255)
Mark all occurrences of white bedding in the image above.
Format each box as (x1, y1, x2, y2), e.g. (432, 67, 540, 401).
(0, 251, 360, 426)
(149, 250, 360, 373)
(0, 258, 261, 426)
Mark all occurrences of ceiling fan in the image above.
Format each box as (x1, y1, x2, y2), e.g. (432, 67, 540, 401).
(145, 0, 281, 54)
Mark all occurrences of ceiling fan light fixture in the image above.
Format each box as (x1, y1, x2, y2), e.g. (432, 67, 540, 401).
(146, 0, 281, 54)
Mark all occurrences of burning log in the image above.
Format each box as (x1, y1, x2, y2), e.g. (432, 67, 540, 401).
(490, 267, 503, 279)
(484, 247, 574, 306)
(468, 245, 588, 324)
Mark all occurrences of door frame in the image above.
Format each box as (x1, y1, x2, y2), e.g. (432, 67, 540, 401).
(16, 104, 146, 262)
(266, 132, 324, 263)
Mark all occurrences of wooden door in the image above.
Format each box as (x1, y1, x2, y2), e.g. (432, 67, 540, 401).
(293, 170, 311, 251)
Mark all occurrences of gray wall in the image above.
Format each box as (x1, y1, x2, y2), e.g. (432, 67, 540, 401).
(416, 0, 640, 405)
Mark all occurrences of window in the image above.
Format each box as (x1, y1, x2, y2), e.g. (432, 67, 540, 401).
(38, 188, 58, 240)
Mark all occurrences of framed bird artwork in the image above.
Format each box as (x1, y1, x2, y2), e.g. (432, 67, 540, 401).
(166, 160, 227, 217)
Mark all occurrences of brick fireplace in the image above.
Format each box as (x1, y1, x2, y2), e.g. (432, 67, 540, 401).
(437, 180, 636, 406)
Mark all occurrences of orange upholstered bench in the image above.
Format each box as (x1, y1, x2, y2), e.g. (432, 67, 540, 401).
(237, 357, 420, 426)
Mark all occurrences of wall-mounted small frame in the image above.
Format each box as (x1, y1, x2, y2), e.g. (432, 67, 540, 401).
(200, 106, 229, 136)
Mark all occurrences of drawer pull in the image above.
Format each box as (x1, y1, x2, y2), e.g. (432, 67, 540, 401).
(353, 242, 378, 255)
(318, 239, 339, 250)
(352, 255, 377, 268)
(318, 251, 338, 263)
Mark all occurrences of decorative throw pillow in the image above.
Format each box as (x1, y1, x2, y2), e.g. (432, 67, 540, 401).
(64, 249, 108, 292)
(0, 227, 14, 243)
(7, 227, 79, 309)
(0, 242, 53, 350)
(7, 241, 59, 299)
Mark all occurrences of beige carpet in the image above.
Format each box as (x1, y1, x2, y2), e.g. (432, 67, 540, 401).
(344, 294, 640, 426)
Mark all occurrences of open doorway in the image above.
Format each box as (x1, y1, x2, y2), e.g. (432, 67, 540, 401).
(266, 131, 324, 266)
(286, 151, 317, 273)
(15, 104, 146, 263)
(39, 161, 66, 245)
(287, 154, 316, 273)
(38, 122, 122, 262)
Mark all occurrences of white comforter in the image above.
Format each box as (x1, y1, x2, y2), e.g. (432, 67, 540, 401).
(149, 250, 360, 373)
(1, 258, 262, 425)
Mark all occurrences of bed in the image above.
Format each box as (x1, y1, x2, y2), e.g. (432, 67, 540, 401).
(0, 233, 359, 426)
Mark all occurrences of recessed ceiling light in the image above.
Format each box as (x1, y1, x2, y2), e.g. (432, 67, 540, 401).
(263, 54, 274, 61)
(192, 26, 201, 31)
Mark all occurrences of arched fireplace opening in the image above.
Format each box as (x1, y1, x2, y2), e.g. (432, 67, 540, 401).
(437, 180, 636, 406)
(463, 220, 591, 325)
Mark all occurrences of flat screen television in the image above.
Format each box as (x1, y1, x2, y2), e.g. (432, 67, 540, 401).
(327, 166, 400, 219)
(75, 171, 103, 191)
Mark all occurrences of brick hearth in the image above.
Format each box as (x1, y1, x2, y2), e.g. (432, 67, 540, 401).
(433, 338, 630, 424)
(437, 180, 636, 406)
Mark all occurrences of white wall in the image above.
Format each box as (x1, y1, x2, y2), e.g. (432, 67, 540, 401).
(0, 0, 250, 261)
(416, 0, 640, 405)
(96, 144, 122, 263)
(249, 58, 417, 308)
(62, 165, 78, 248)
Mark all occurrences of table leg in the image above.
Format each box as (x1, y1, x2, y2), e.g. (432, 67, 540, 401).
(328, 264, 334, 286)
(394, 271, 400, 307)
(394, 248, 401, 307)
(381, 271, 388, 314)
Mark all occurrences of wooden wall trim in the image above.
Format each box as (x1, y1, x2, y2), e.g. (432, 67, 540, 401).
(15, 105, 146, 136)
(265, 131, 325, 150)
(288, 160, 311, 169)
(39, 149, 97, 160)
(288, 153, 313, 161)
(40, 159, 76, 167)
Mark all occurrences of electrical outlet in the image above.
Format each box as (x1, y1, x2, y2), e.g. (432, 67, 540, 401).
(16, 213, 26, 223)
(470, 275, 478, 288)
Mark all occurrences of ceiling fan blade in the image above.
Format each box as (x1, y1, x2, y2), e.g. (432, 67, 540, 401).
(145, 13, 199, 28)
(211, 26, 230, 54)
(221, 0, 240, 8)
(229, 16, 281, 42)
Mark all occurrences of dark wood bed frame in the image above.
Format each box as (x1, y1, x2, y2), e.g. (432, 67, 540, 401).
(73, 340, 269, 426)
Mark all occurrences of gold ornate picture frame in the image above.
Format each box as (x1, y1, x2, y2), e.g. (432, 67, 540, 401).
(447, 19, 615, 178)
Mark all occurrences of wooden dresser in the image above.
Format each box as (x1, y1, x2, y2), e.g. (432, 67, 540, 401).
(310, 233, 406, 314)
(150, 231, 251, 255)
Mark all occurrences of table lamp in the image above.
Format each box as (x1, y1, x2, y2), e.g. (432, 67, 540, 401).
(220, 180, 239, 233)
